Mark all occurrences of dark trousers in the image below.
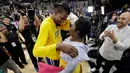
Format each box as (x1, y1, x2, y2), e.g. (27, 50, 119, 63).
(26, 43, 38, 68)
(96, 54, 118, 73)
(11, 41, 26, 66)
(88, 61, 96, 68)
(114, 54, 130, 73)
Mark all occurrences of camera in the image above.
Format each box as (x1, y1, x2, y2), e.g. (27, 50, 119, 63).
(28, 9, 35, 22)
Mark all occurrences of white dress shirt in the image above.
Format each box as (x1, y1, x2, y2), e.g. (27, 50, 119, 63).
(60, 37, 89, 73)
(99, 25, 130, 60)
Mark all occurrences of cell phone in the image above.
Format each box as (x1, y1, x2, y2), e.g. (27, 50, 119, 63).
(28, 9, 35, 20)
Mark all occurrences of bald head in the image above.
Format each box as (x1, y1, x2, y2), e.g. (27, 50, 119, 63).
(121, 12, 130, 20)
(117, 12, 130, 29)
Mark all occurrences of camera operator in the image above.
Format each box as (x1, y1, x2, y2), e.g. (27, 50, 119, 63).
(1, 16, 27, 68)
(19, 11, 40, 71)
(0, 25, 21, 73)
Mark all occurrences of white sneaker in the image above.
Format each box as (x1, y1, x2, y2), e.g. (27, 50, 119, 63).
(91, 68, 96, 72)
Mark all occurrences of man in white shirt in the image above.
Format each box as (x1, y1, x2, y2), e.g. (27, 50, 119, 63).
(93, 12, 130, 73)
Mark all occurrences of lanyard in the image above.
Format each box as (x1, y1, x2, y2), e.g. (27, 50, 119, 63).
(29, 29, 37, 43)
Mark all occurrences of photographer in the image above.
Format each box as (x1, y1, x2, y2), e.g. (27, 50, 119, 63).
(0, 25, 21, 73)
(1, 17, 27, 68)
(19, 11, 40, 71)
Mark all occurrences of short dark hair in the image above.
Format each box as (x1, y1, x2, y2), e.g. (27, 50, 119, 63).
(53, 3, 70, 15)
(75, 17, 91, 38)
